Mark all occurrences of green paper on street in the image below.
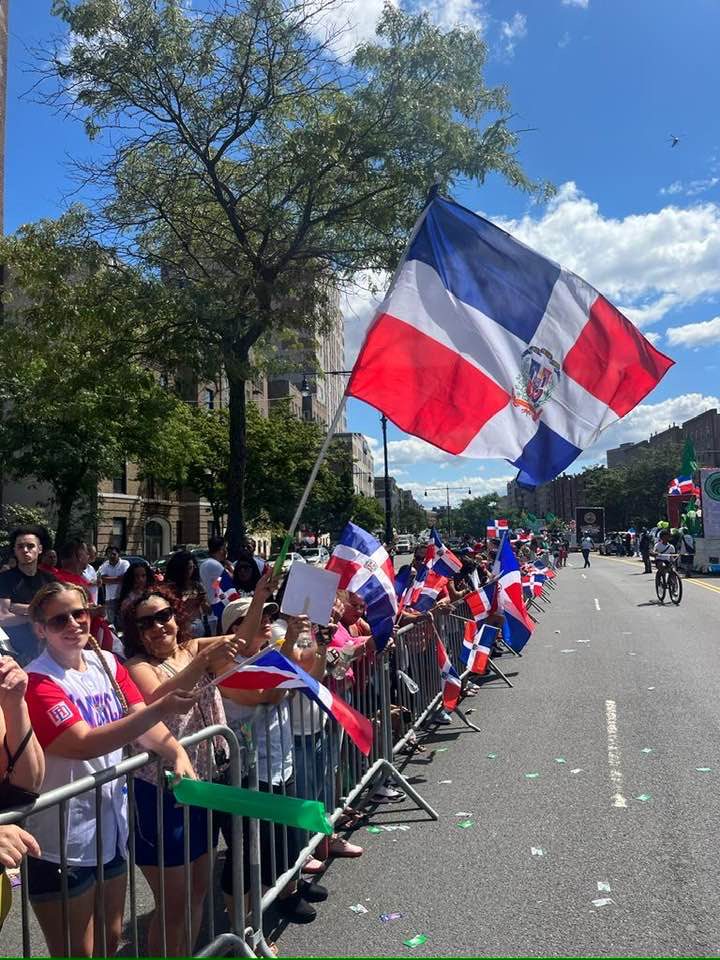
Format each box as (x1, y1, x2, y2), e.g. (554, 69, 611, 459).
(172, 778, 333, 834)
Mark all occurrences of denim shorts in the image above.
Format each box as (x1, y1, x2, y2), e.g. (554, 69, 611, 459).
(27, 847, 127, 902)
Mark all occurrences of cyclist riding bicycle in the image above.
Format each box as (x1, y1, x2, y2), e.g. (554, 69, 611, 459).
(653, 529, 676, 566)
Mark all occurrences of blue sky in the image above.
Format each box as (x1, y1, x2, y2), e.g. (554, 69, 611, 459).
(7, 1, 720, 507)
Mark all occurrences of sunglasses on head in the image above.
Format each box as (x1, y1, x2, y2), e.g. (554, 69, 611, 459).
(136, 606, 175, 632)
(44, 608, 91, 631)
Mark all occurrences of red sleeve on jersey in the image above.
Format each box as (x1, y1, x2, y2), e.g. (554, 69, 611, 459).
(25, 673, 82, 747)
(114, 657, 145, 706)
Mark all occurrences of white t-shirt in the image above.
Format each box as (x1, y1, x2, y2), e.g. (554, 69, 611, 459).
(581, 537, 593, 550)
(82, 564, 99, 604)
(654, 540, 675, 556)
(199, 556, 224, 603)
(25, 648, 144, 865)
(222, 685, 293, 785)
(98, 558, 130, 600)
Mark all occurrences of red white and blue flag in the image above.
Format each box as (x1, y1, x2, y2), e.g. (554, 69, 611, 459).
(461, 622, 498, 675)
(436, 637, 462, 711)
(487, 518, 508, 540)
(219, 648, 373, 755)
(347, 196, 673, 488)
(465, 583, 497, 623)
(210, 569, 240, 623)
(532, 558, 556, 581)
(426, 528, 462, 579)
(668, 476, 698, 496)
(495, 536, 535, 652)
(326, 523, 397, 650)
(411, 568, 449, 613)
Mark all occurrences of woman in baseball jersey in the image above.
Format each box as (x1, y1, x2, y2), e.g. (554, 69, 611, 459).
(24, 581, 198, 958)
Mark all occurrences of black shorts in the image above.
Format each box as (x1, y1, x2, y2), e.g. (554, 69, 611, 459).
(27, 847, 127, 902)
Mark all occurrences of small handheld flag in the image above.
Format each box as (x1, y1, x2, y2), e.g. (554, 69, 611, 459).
(436, 636, 462, 711)
(461, 622, 498, 675)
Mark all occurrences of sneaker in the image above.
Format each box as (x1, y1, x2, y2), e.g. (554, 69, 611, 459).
(277, 892, 317, 923)
(328, 837, 364, 857)
(298, 879, 329, 902)
(302, 857, 326, 875)
(436, 711, 452, 725)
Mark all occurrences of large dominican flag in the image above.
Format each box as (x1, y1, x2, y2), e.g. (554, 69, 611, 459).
(495, 537, 535, 652)
(347, 196, 673, 487)
(668, 476, 698, 496)
(326, 523, 397, 650)
(487, 518, 509, 540)
(219, 649, 373, 755)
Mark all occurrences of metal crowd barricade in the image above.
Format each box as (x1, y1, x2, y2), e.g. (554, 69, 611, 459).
(0, 724, 251, 959)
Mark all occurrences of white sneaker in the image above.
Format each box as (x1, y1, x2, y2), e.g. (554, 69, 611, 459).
(436, 711, 453, 725)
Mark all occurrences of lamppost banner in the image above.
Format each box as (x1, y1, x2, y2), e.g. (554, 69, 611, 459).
(700, 469, 720, 538)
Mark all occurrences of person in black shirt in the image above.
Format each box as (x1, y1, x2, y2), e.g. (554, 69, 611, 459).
(0, 527, 55, 665)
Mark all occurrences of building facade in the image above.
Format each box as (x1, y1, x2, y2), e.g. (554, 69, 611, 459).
(606, 409, 720, 470)
(331, 433, 375, 497)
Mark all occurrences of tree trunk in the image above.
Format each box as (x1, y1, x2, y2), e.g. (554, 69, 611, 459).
(225, 363, 247, 560)
(54, 484, 78, 550)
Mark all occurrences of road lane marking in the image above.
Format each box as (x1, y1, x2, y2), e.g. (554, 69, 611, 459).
(581, 573, 587, 580)
(600, 555, 720, 595)
(594, 598, 601, 611)
(605, 699, 627, 809)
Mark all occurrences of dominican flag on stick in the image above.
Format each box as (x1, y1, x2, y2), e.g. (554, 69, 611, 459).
(668, 475, 698, 496)
(326, 523, 397, 651)
(487, 518, 508, 540)
(219, 649, 373, 755)
(436, 636, 462, 711)
(465, 583, 497, 623)
(495, 537, 535, 653)
(461, 622, 499, 676)
(532, 558, 556, 581)
(426, 528, 462, 578)
(347, 195, 673, 488)
(211, 569, 239, 623)
(411, 568, 449, 613)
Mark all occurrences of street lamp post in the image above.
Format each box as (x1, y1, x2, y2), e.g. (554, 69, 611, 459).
(423, 485, 473, 538)
(381, 414, 393, 546)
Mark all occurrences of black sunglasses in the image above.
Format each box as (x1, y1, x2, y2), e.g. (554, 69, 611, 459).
(45, 608, 91, 631)
(136, 606, 175, 632)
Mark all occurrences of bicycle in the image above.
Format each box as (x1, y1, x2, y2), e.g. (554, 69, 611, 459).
(654, 556, 683, 605)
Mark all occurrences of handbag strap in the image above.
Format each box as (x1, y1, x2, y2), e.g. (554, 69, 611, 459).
(3, 729, 33, 781)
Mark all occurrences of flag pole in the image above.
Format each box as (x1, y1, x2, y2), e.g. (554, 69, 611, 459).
(272, 189, 440, 578)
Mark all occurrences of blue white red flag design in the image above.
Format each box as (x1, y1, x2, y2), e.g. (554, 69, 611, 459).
(411, 568, 449, 613)
(426, 528, 462, 578)
(347, 196, 674, 488)
(211, 569, 239, 623)
(532, 558, 556, 581)
(219, 648, 372, 755)
(465, 584, 497, 622)
(487, 519, 508, 540)
(436, 637, 462, 710)
(668, 476, 698, 496)
(495, 537, 535, 652)
(461, 622, 498, 675)
(326, 523, 397, 650)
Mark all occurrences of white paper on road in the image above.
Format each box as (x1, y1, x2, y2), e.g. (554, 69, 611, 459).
(597, 881, 611, 892)
(280, 562, 340, 625)
(592, 898, 613, 908)
(531, 847, 545, 857)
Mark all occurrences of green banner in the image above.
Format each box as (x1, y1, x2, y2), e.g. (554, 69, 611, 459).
(172, 778, 333, 835)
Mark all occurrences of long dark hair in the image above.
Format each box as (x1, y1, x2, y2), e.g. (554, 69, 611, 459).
(232, 550, 261, 592)
(118, 561, 156, 606)
(164, 550, 198, 594)
(121, 587, 191, 660)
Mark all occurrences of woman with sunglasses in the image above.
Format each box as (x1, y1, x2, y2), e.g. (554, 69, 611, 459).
(24, 581, 197, 958)
(121, 588, 241, 957)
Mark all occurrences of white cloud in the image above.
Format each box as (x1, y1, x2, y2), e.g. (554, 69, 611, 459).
(493, 181, 720, 328)
(557, 31, 571, 48)
(660, 177, 719, 198)
(561, 0, 588, 7)
(418, 0, 487, 35)
(584, 393, 720, 457)
(499, 12, 527, 57)
(341, 271, 388, 367)
(643, 331, 662, 346)
(666, 316, 720, 348)
(404, 474, 513, 505)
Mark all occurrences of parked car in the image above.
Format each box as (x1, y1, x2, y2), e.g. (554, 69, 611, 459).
(395, 536, 413, 553)
(301, 546, 330, 567)
(268, 551, 306, 574)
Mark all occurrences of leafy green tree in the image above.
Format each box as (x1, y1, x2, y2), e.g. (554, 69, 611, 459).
(451, 493, 503, 538)
(0, 215, 188, 547)
(0, 504, 55, 557)
(44, 0, 549, 555)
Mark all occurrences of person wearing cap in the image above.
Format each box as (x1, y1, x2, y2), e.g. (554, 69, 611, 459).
(217, 588, 327, 925)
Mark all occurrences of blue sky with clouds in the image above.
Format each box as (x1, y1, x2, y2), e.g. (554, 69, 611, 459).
(6, 1, 720, 507)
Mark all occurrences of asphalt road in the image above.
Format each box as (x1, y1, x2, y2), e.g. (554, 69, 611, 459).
(278, 554, 720, 958)
(7, 553, 720, 957)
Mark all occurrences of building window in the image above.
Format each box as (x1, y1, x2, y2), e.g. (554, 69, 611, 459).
(112, 463, 127, 495)
(147, 476, 157, 500)
(205, 388, 215, 410)
(159, 373, 169, 389)
(111, 518, 127, 551)
(207, 521, 214, 541)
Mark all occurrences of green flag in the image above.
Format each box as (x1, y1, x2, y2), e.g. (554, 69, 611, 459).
(171, 778, 333, 835)
(681, 437, 698, 476)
